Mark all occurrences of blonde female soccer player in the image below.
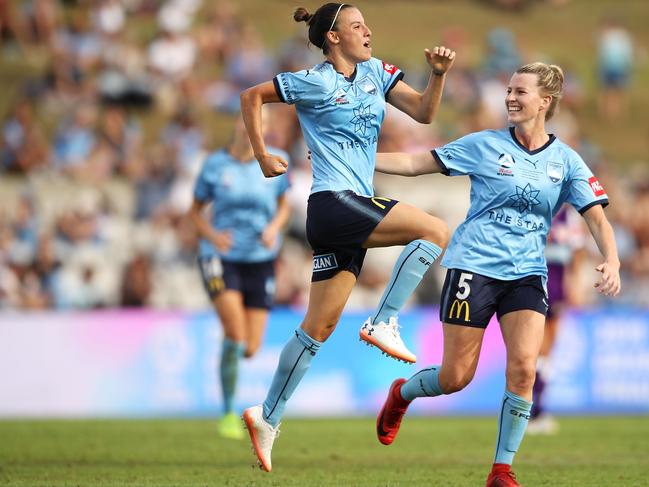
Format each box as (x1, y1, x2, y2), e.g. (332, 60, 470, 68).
(374, 62, 620, 487)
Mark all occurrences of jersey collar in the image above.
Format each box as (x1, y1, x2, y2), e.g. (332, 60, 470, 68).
(325, 61, 358, 82)
(508, 126, 556, 155)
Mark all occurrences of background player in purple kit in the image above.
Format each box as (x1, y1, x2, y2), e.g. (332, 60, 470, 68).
(528, 205, 588, 434)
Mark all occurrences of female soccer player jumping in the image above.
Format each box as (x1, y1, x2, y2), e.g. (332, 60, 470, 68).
(239, 2, 455, 472)
(374, 62, 621, 486)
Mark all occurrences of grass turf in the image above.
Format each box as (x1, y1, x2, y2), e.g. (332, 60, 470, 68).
(1, 416, 648, 486)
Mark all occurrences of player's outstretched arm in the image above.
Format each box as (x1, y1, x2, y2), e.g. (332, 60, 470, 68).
(387, 46, 455, 123)
(582, 204, 621, 296)
(375, 151, 443, 176)
(240, 82, 288, 177)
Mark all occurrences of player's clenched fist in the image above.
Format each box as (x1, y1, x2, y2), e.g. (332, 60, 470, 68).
(425, 45, 456, 75)
(258, 153, 288, 177)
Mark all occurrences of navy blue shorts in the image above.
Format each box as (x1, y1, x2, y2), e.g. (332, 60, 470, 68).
(306, 190, 398, 282)
(439, 268, 548, 328)
(600, 68, 630, 89)
(198, 256, 275, 309)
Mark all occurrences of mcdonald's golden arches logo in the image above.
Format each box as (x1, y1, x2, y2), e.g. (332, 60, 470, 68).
(371, 197, 392, 210)
(449, 299, 470, 321)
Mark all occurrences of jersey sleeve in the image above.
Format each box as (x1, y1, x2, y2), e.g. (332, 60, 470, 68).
(371, 58, 404, 97)
(274, 69, 325, 107)
(431, 132, 482, 176)
(562, 151, 609, 214)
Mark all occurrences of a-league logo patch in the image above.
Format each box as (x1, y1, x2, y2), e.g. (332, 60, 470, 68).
(313, 253, 338, 272)
(498, 153, 515, 168)
(497, 153, 515, 177)
(334, 88, 350, 105)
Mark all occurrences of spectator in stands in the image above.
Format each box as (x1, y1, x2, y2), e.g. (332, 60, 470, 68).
(120, 253, 152, 307)
(195, 1, 242, 64)
(51, 103, 97, 177)
(1, 99, 48, 173)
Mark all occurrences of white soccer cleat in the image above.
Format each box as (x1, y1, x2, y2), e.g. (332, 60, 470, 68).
(359, 317, 416, 363)
(526, 415, 559, 435)
(242, 405, 280, 472)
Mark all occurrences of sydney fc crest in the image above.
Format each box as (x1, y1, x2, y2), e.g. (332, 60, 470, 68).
(356, 76, 378, 96)
(546, 161, 564, 183)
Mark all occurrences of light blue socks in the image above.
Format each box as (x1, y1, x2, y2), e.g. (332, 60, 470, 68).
(494, 390, 533, 465)
(373, 239, 442, 324)
(220, 338, 245, 414)
(401, 371, 532, 467)
(263, 328, 322, 427)
(400, 366, 444, 401)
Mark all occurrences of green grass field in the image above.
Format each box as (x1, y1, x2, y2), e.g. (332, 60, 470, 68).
(1, 416, 648, 486)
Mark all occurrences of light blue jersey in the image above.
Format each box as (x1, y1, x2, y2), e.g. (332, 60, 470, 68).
(434, 127, 609, 280)
(194, 147, 290, 263)
(274, 57, 403, 196)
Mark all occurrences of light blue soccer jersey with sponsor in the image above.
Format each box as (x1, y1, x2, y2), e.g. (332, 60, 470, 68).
(274, 58, 403, 196)
(433, 127, 609, 280)
(194, 147, 290, 262)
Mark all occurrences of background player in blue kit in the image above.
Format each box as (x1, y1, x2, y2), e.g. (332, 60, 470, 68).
(372, 62, 621, 486)
(238, 2, 456, 472)
(187, 114, 290, 440)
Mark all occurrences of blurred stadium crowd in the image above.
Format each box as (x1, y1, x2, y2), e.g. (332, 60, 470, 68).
(0, 0, 647, 311)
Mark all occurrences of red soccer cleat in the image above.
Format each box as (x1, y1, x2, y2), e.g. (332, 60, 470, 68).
(486, 464, 521, 487)
(376, 378, 411, 445)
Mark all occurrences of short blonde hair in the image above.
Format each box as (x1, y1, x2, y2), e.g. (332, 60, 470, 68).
(516, 62, 564, 121)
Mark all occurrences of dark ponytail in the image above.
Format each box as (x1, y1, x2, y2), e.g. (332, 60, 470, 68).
(293, 7, 313, 23)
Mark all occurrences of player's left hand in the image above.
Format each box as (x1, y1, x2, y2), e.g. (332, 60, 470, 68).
(425, 46, 456, 75)
(594, 260, 621, 296)
(261, 225, 279, 249)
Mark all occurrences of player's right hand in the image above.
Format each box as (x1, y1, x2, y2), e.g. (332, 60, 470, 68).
(212, 231, 232, 252)
(258, 153, 288, 177)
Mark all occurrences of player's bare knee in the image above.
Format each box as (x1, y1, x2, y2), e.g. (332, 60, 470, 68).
(436, 223, 450, 248)
(422, 217, 450, 248)
(506, 363, 536, 392)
